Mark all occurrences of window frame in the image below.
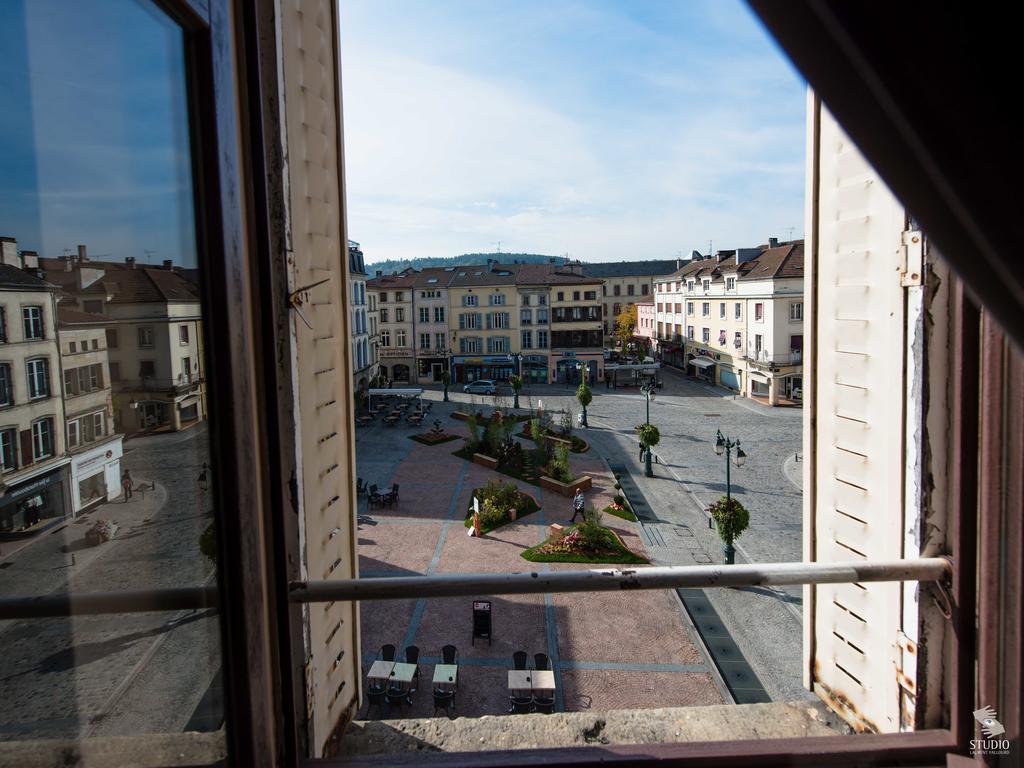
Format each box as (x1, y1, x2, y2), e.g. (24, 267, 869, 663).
(26, 356, 50, 400)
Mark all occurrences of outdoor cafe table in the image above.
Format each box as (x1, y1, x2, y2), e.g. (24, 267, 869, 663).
(532, 670, 556, 693)
(367, 660, 395, 684)
(507, 670, 555, 694)
(389, 662, 417, 687)
(433, 664, 458, 691)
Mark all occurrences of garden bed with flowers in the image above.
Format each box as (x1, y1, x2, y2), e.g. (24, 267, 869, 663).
(521, 508, 647, 564)
(463, 479, 541, 534)
(409, 431, 460, 446)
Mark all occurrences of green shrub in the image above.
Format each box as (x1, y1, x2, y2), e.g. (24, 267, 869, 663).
(576, 381, 592, 409)
(466, 413, 481, 451)
(478, 497, 508, 529)
(707, 496, 750, 545)
(612, 493, 625, 506)
(548, 444, 574, 483)
(560, 409, 574, 438)
(637, 423, 661, 449)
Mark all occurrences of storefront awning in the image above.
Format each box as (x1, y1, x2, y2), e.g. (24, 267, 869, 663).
(368, 388, 423, 397)
(749, 371, 770, 383)
(690, 357, 716, 369)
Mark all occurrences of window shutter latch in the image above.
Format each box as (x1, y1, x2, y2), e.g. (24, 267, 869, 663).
(289, 277, 331, 330)
(901, 230, 924, 287)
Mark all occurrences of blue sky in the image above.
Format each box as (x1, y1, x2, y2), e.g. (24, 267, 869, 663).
(0, 0, 196, 267)
(340, 0, 807, 264)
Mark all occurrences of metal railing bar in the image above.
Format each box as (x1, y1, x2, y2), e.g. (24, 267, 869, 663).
(0, 585, 219, 620)
(289, 558, 951, 603)
(0, 559, 950, 620)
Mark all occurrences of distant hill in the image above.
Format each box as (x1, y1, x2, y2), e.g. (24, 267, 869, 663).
(366, 252, 566, 275)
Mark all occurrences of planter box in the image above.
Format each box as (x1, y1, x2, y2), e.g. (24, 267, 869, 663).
(451, 411, 470, 421)
(540, 475, 592, 497)
(545, 435, 572, 450)
(472, 453, 499, 470)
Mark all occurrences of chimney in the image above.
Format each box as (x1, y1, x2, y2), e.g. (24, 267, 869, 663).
(77, 244, 88, 262)
(676, 258, 682, 270)
(162, 259, 173, 270)
(125, 256, 136, 269)
(21, 250, 39, 269)
(768, 237, 779, 248)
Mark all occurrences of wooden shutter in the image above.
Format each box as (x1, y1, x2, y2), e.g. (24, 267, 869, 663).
(280, 0, 360, 754)
(19, 429, 33, 466)
(805, 99, 922, 733)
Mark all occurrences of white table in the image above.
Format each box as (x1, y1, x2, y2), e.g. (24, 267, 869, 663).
(367, 660, 394, 684)
(389, 662, 417, 685)
(433, 664, 458, 688)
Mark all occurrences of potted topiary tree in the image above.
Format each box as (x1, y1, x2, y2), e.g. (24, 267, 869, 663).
(509, 373, 523, 410)
(637, 423, 660, 477)
(576, 380, 592, 428)
(707, 496, 750, 564)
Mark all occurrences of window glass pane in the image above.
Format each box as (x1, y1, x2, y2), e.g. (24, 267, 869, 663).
(0, 0, 221, 753)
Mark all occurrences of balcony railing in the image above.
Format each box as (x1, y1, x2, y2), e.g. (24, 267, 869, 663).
(745, 348, 803, 366)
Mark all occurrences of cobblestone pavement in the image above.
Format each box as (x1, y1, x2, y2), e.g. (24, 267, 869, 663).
(355, 396, 727, 720)
(405, 371, 809, 703)
(0, 424, 220, 739)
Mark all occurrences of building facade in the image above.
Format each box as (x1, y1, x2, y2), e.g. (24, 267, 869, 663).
(635, 301, 656, 351)
(41, 250, 207, 433)
(57, 308, 124, 513)
(447, 262, 519, 383)
(654, 240, 803, 405)
(581, 259, 681, 347)
(366, 270, 416, 383)
(412, 268, 453, 383)
(347, 241, 373, 395)
(0, 260, 72, 536)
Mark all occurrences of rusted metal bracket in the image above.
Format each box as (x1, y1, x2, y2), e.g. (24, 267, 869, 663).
(924, 559, 955, 620)
(288, 276, 330, 330)
(901, 229, 924, 287)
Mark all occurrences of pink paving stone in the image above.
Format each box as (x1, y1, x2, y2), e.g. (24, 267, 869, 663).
(436, 519, 547, 574)
(560, 669, 723, 711)
(370, 482, 454, 520)
(411, 594, 549, 663)
(551, 586, 702, 665)
(359, 598, 418, 663)
(357, 521, 441, 575)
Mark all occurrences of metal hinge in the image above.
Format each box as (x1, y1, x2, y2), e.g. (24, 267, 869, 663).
(901, 230, 924, 287)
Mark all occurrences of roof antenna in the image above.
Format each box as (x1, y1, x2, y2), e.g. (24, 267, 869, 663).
(492, 241, 502, 254)
(144, 249, 158, 263)
(708, 240, 712, 257)
(785, 226, 796, 240)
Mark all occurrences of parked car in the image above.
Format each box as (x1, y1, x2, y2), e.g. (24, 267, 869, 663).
(463, 379, 497, 395)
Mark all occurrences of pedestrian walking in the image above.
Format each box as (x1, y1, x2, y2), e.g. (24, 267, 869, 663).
(122, 469, 134, 501)
(639, 441, 645, 462)
(570, 488, 585, 523)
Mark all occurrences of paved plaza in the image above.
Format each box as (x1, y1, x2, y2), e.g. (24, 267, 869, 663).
(356, 366, 809, 717)
(0, 425, 220, 739)
(354, 408, 726, 718)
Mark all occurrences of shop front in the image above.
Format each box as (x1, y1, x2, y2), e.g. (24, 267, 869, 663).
(719, 365, 741, 392)
(688, 354, 717, 382)
(69, 436, 125, 513)
(451, 355, 515, 383)
(660, 342, 684, 369)
(379, 350, 415, 384)
(523, 355, 548, 384)
(416, 356, 448, 383)
(0, 463, 72, 538)
(552, 352, 601, 385)
(749, 370, 771, 397)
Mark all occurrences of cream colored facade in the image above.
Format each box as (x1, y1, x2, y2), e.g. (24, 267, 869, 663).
(654, 243, 803, 405)
(548, 279, 604, 383)
(0, 273, 71, 533)
(367, 272, 416, 383)
(447, 273, 519, 383)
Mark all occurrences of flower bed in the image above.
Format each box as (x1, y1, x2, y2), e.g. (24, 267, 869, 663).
(409, 432, 459, 446)
(519, 424, 589, 453)
(464, 480, 541, 534)
(603, 502, 637, 522)
(540, 474, 592, 497)
(522, 524, 647, 564)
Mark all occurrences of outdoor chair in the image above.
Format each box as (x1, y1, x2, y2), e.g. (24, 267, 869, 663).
(368, 485, 383, 508)
(512, 651, 529, 670)
(383, 484, 400, 506)
(386, 683, 410, 709)
(379, 644, 396, 662)
(441, 644, 458, 665)
(509, 695, 533, 714)
(534, 696, 555, 714)
(404, 645, 420, 692)
(534, 652, 550, 671)
(356, 478, 367, 496)
(433, 688, 455, 717)
(366, 687, 387, 719)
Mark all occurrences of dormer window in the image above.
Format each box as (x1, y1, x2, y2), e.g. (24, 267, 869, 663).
(702, 279, 711, 292)
(726, 277, 736, 291)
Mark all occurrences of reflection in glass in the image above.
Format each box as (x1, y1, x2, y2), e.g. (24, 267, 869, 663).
(0, 0, 221, 742)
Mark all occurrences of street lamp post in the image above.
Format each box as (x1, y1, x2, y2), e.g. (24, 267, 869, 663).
(507, 353, 523, 408)
(641, 382, 656, 476)
(713, 429, 748, 563)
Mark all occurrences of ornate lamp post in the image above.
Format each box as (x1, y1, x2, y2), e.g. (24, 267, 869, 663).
(713, 429, 748, 563)
(640, 382, 657, 476)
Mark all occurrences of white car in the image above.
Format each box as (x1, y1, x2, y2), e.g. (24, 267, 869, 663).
(463, 379, 497, 395)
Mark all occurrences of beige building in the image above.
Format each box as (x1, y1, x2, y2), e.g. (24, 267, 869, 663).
(654, 240, 803, 404)
(366, 270, 417, 383)
(0, 258, 72, 535)
(41, 252, 206, 433)
(412, 267, 454, 383)
(580, 260, 680, 346)
(57, 308, 124, 513)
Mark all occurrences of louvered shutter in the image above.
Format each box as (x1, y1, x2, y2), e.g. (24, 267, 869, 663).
(806, 100, 918, 733)
(281, 0, 359, 753)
